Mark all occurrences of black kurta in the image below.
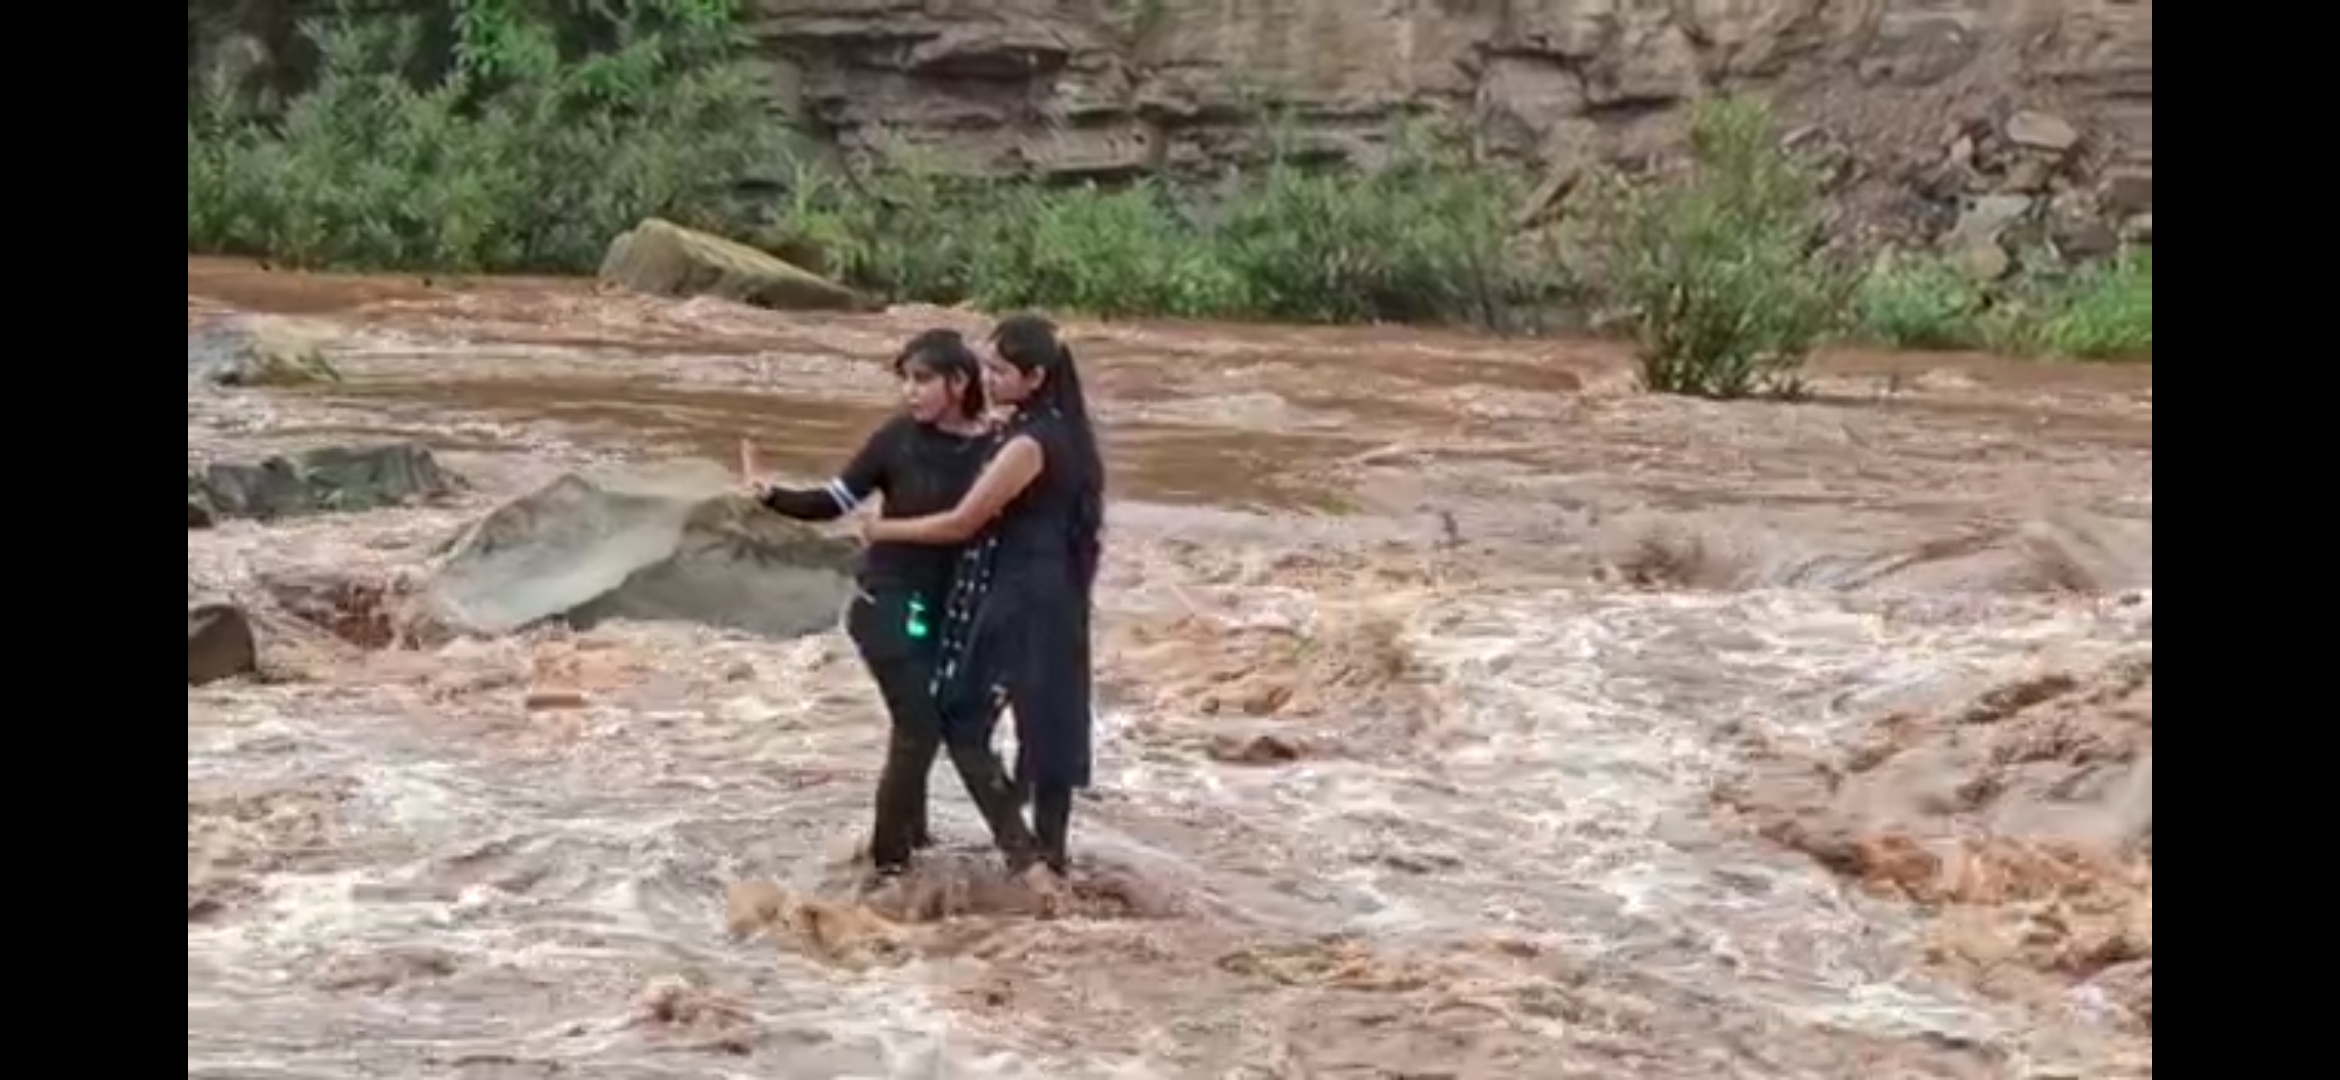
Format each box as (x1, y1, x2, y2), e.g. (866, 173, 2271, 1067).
(932, 409, 1097, 792)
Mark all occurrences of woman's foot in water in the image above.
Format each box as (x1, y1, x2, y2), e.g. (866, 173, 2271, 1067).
(863, 861, 912, 911)
(860, 825, 931, 868)
(1015, 861, 1068, 916)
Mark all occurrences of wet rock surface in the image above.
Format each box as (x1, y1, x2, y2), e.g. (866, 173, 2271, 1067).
(261, 567, 411, 649)
(189, 314, 343, 388)
(188, 598, 258, 685)
(1715, 654, 2153, 1032)
(187, 263, 2151, 1079)
(598, 218, 864, 312)
(192, 441, 457, 523)
(423, 461, 857, 639)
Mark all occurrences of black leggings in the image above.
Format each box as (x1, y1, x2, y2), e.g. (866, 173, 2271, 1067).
(851, 592, 1040, 872)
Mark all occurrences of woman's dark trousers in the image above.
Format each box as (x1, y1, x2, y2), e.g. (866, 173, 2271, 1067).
(850, 591, 1036, 871)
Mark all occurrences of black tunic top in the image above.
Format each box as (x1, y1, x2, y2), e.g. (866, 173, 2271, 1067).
(930, 409, 1098, 789)
(760, 414, 990, 595)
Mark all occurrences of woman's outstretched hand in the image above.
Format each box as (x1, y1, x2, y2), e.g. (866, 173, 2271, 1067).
(739, 438, 773, 504)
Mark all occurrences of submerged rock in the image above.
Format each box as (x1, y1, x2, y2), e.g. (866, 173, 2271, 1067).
(261, 568, 405, 649)
(192, 442, 458, 523)
(188, 599, 258, 686)
(188, 315, 343, 388)
(1714, 652, 2152, 1018)
(1593, 507, 2151, 595)
(422, 460, 855, 639)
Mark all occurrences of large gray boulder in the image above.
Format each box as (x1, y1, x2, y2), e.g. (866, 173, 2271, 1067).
(189, 600, 258, 686)
(423, 460, 856, 639)
(192, 442, 457, 524)
(598, 218, 866, 312)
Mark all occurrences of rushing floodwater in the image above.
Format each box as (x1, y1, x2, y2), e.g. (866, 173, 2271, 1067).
(188, 259, 2151, 1079)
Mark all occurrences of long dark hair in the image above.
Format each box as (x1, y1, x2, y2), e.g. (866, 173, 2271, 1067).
(990, 313, 1105, 598)
(892, 328, 986, 421)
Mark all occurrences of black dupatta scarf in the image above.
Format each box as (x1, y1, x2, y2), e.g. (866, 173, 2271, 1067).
(927, 409, 1055, 733)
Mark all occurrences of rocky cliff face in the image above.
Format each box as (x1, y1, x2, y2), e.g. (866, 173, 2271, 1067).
(761, 0, 2152, 249)
(191, 0, 2153, 255)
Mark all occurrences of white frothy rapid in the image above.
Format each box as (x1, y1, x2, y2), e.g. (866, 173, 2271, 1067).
(189, 287, 2151, 1079)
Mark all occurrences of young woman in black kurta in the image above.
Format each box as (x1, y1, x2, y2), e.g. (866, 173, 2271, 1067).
(864, 316, 1105, 888)
(754, 329, 1036, 877)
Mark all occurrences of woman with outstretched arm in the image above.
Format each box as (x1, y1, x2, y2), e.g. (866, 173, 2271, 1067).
(863, 315, 1105, 891)
(755, 329, 1038, 881)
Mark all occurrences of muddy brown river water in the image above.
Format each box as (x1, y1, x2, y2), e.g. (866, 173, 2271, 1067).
(187, 258, 2152, 1079)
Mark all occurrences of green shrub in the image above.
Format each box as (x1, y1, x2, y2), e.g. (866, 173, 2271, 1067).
(766, 143, 1012, 305)
(2027, 247, 2152, 360)
(186, 0, 779, 273)
(1852, 255, 1990, 350)
(969, 181, 1250, 318)
(1210, 125, 1564, 327)
(1589, 96, 1849, 399)
(1846, 246, 2152, 361)
(767, 121, 1568, 329)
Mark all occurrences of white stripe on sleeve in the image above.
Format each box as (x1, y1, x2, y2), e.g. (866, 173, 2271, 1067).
(823, 478, 862, 514)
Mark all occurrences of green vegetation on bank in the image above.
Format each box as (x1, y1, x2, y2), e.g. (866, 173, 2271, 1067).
(187, 0, 779, 273)
(1852, 247, 2152, 360)
(1580, 96, 1849, 397)
(773, 134, 1567, 329)
(188, 0, 2151, 401)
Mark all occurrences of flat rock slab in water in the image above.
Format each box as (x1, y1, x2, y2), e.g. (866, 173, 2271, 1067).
(192, 442, 458, 524)
(424, 460, 856, 640)
(187, 315, 342, 388)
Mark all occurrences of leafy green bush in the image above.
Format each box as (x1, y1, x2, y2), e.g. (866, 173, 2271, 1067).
(1588, 96, 1849, 399)
(1852, 255, 1990, 350)
(969, 181, 1250, 318)
(764, 144, 1012, 305)
(765, 122, 1568, 329)
(1847, 246, 2152, 361)
(1208, 125, 1566, 327)
(2024, 247, 2152, 360)
(186, 0, 778, 273)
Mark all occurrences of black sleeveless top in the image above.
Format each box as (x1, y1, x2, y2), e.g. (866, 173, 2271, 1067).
(989, 410, 1091, 586)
